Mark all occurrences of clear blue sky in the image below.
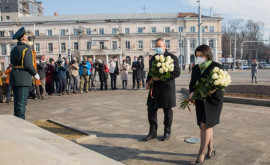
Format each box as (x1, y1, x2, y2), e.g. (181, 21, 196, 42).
(43, 0, 211, 16)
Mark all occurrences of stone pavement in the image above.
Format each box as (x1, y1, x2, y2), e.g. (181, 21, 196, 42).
(0, 71, 270, 165)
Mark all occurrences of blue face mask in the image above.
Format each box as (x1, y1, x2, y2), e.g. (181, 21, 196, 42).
(155, 48, 163, 54)
(134, 59, 137, 62)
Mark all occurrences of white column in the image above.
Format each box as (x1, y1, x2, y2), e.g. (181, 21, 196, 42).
(214, 38, 218, 62)
(4, 56, 9, 70)
(119, 54, 123, 65)
(185, 38, 190, 65)
(93, 55, 96, 62)
(6, 44, 10, 56)
(205, 38, 209, 46)
(106, 54, 109, 66)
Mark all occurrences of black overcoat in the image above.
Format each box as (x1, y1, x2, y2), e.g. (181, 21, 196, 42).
(146, 50, 180, 108)
(135, 62, 143, 79)
(189, 61, 224, 128)
(10, 42, 37, 87)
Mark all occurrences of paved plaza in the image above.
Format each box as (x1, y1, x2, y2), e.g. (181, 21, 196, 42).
(0, 70, 270, 165)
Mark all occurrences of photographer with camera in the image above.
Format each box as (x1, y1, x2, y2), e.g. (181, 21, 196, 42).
(55, 58, 68, 96)
(69, 57, 79, 93)
(79, 57, 91, 93)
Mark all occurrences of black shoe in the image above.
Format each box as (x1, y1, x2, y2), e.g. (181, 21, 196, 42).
(142, 134, 157, 141)
(206, 146, 216, 159)
(162, 133, 171, 141)
(195, 160, 204, 165)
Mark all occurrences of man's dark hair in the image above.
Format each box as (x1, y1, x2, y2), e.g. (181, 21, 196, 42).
(195, 45, 213, 60)
(156, 38, 164, 43)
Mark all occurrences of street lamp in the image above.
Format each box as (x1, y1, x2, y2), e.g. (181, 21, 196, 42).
(197, 0, 202, 46)
(240, 40, 268, 69)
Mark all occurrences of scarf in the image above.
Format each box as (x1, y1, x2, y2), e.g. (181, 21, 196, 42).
(199, 60, 212, 74)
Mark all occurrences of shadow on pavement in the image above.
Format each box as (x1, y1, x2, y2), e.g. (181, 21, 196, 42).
(81, 144, 195, 165)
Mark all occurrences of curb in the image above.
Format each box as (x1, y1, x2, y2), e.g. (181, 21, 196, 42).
(223, 96, 270, 107)
(47, 119, 97, 143)
(180, 88, 270, 107)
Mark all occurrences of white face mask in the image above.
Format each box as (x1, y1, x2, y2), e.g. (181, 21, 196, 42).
(196, 57, 206, 65)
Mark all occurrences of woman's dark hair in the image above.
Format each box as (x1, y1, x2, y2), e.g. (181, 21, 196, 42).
(195, 45, 213, 60)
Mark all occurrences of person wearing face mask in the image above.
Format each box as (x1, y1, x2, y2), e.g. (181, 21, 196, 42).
(120, 59, 129, 89)
(189, 45, 224, 165)
(143, 38, 180, 142)
(10, 27, 40, 119)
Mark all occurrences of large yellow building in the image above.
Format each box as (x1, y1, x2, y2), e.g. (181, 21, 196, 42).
(0, 12, 222, 70)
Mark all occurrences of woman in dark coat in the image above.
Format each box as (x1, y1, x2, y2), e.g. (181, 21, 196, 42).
(135, 59, 143, 90)
(96, 59, 108, 90)
(189, 45, 224, 165)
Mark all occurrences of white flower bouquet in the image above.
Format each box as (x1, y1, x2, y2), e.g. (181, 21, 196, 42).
(180, 67, 231, 111)
(149, 55, 174, 81)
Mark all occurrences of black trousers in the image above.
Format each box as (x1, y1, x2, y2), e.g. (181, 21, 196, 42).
(147, 107, 173, 135)
(100, 80, 108, 90)
(137, 79, 141, 89)
(13, 86, 29, 120)
(110, 73, 117, 89)
(59, 78, 67, 93)
(132, 72, 137, 88)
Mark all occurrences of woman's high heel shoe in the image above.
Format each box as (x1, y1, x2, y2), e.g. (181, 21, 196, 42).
(206, 146, 216, 159)
(195, 160, 204, 165)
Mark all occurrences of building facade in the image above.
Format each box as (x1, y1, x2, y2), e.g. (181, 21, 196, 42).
(0, 0, 44, 21)
(0, 12, 222, 71)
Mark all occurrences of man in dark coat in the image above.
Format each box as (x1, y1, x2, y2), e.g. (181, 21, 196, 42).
(10, 27, 40, 119)
(132, 56, 138, 89)
(111, 56, 119, 90)
(143, 38, 180, 141)
(96, 59, 108, 90)
(135, 59, 143, 90)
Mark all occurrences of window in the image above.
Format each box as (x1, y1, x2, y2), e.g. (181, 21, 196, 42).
(165, 40, 170, 49)
(86, 29, 91, 35)
(126, 56, 131, 65)
(138, 27, 143, 34)
(60, 29, 65, 36)
(138, 40, 143, 49)
(125, 28, 130, 34)
(125, 41, 130, 50)
(1, 44, 7, 54)
(35, 43, 40, 52)
(35, 30, 39, 36)
(87, 42, 92, 50)
(0, 31, 5, 37)
(73, 42, 79, 50)
(190, 26, 196, 33)
(9, 31, 14, 36)
(99, 28, 104, 35)
(48, 43, 53, 52)
(209, 26, 214, 32)
(151, 40, 156, 49)
(74, 29, 80, 36)
(209, 40, 214, 48)
(164, 27, 170, 33)
(99, 42, 104, 49)
(178, 40, 184, 49)
(6, 16, 10, 20)
(178, 26, 184, 33)
(112, 28, 117, 34)
(201, 26, 206, 33)
(61, 43, 66, 52)
(112, 41, 117, 50)
(47, 30, 52, 36)
(190, 40, 196, 48)
(151, 27, 156, 33)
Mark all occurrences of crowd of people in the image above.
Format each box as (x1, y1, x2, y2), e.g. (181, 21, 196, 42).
(0, 55, 146, 103)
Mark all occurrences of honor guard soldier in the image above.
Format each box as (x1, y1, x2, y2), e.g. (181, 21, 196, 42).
(10, 27, 40, 119)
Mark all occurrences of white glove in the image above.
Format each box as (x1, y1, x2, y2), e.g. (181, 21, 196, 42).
(34, 73, 40, 80)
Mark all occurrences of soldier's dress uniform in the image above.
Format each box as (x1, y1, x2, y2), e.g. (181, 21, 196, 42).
(10, 27, 37, 119)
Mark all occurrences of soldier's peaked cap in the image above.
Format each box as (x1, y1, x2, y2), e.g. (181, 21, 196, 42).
(12, 27, 26, 40)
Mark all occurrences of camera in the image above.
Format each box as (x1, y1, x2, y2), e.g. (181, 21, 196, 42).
(82, 60, 87, 65)
(71, 59, 75, 64)
(93, 62, 100, 68)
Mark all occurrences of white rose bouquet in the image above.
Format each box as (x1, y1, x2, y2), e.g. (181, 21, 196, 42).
(180, 67, 231, 111)
(149, 55, 174, 81)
